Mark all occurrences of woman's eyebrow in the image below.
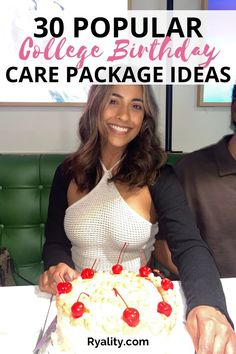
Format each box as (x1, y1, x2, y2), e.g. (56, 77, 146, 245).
(111, 93, 143, 102)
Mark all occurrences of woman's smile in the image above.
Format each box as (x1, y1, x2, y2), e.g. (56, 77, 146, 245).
(100, 85, 144, 155)
(108, 123, 130, 135)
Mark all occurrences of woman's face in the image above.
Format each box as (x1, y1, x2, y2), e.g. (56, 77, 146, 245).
(100, 85, 145, 154)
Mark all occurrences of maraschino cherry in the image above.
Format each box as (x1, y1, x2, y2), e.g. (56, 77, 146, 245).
(112, 242, 128, 274)
(139, 265, 151, 277)
(153, 269, 174, 290)
(113, 288, 140, 327)
(157, 301, 172, 317)
(123, 308, 140, 327)
(138, 249, 151, 277)
(161, 278, 174, 291)
(71, 292, 90, 319)
(81, 259, 97, 279)
(57, 274, 72, 294)
(146, 272, 173, 317)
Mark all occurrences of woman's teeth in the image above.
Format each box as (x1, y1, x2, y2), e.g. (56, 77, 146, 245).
(110, 124, 129, 132)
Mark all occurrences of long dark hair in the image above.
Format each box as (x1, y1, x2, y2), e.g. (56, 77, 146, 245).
(63, 85, 166, 191)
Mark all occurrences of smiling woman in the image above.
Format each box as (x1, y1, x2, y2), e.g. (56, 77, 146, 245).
(100, 85, 145, 159)
(64, 84, 165, 193)
(40, 83, 165, 278)
(39, 84, 236, 354)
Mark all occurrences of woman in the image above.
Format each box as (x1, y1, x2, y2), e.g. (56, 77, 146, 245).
(39, 85, 236, 353)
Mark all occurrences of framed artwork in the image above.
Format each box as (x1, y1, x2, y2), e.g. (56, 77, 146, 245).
(0, 0, 131, 107)
(198, 0, 236, 106)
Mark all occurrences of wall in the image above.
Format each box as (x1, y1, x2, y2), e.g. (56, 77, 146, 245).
(0, 0, 232, 154)
(171, 0, 232, 151)
(172, 86, 232, 152)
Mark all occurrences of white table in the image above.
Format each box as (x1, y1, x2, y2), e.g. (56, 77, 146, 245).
(0, 279, 235, 354)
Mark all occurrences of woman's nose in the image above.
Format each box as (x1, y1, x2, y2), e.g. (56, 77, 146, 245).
(117, 104, 130, 121)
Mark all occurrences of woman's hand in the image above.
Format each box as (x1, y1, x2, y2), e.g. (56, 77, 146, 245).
(39, 263, 79, 294)
(186, 305, 236, 354)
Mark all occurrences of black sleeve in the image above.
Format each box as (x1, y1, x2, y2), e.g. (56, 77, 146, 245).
(42, 164, 75, 270)
(150, 165, 233, 328)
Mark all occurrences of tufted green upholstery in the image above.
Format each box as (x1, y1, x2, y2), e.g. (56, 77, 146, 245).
(0, 155, 66, 285)
(0, 153, 184, 286)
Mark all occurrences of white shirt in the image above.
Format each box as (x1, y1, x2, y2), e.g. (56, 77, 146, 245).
(64, 162, 158, 272)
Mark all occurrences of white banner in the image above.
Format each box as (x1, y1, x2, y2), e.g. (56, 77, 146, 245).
(0, 1, 236, 103)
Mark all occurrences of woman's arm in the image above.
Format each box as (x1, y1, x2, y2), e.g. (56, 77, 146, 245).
(40, 164, 79, 294)
(150, 164, 231, 322)
(150, 165, 236, 354)
(42, 164, 75, 270)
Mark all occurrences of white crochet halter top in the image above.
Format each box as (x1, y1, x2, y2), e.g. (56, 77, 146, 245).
(64, 161, 159, 272)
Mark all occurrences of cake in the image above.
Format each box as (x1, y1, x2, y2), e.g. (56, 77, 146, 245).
(48, 265, 178, 354)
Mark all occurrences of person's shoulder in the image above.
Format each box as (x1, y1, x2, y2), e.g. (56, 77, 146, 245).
(175, 142, 216, 172)
(53, 161, 72, 187)
(54, 162, 66, 177)
(150, 164, 186, 206)
(151, 164, 177, 188)
(182, 144, 214, 162)
(157, 163, 175, 177)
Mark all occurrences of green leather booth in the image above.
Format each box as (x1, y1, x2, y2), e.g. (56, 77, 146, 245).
(0, 153, 184, 286)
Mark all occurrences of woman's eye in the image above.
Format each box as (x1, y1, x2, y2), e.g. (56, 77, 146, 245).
(132, 103, 143, 110)
(109, 98, 118, 105)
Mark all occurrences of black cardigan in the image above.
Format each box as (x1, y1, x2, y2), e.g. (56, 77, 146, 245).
(42, 164, 233, 327)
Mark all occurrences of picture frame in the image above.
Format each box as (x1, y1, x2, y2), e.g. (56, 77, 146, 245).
(197, 0, 236, 106)
(0, 0, 132, 107)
